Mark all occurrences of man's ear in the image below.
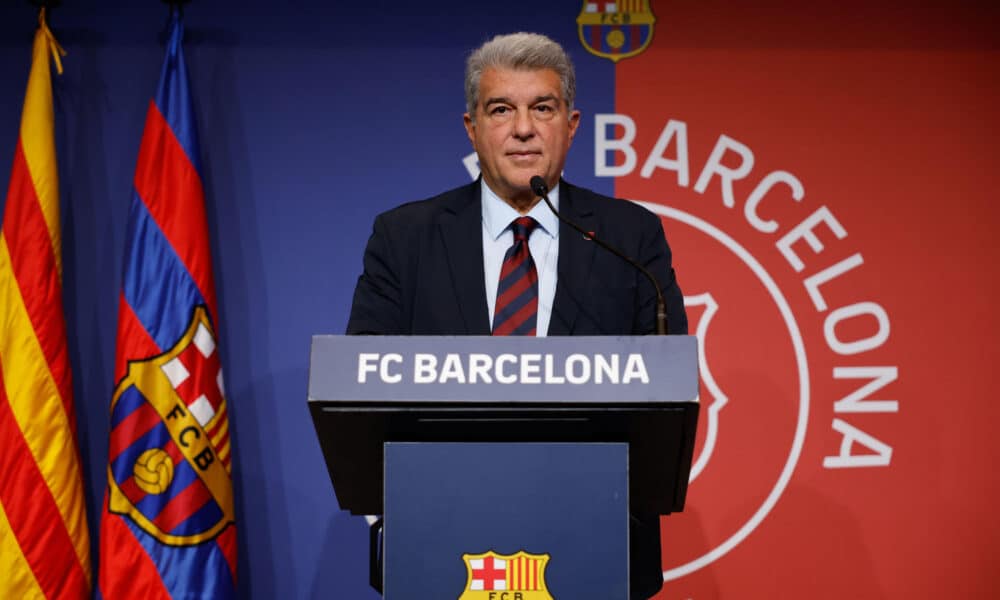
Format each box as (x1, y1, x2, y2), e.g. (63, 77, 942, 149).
(567, 109, 581, 143)
(463, 113, 477, 147)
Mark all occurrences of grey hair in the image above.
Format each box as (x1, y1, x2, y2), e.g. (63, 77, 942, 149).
(464, 32, 576, 120)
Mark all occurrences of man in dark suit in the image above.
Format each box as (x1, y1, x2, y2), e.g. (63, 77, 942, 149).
(347, 32, 686, 600)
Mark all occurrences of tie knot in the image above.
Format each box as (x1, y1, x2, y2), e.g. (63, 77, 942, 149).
(510, 216, 538, 242)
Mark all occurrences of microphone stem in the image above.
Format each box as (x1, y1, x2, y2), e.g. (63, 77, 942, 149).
(537, 194, 668, 335)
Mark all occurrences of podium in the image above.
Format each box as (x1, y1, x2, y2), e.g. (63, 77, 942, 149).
(308, 336, 699, 599)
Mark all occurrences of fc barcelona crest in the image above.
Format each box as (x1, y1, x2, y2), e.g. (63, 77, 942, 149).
(576, 0, 656, 62)
(459, 550, 553, 600)
(106, 305, 235, 545)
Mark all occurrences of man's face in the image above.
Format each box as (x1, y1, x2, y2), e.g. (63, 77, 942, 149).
(464, 67, 580, 207)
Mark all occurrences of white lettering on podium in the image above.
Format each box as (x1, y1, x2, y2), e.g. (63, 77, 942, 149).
(381, 353, 402, 383)
(357, 353, 402, 383)
(377, 352, 655, 385)
(520, 354, 541, 384)
(413, 353, 437, 383)
(438, 353, 465, 383)
(565, 354, 590, 384)
(357, 353, 378, 383)
(594, 354, 618, 383)
(624, 354, 650, 384)
(544, 354, 565, 384)
(468, 353, 492, 384)
(495, 354, 517, 384)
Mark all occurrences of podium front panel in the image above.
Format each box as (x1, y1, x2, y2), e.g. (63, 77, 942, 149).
(384, 442, 629, 600)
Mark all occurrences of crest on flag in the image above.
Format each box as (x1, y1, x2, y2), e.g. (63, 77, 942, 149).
(576, 0, 656, 63)
(106, 305, 235, 546)
(459, 550, 553, 600)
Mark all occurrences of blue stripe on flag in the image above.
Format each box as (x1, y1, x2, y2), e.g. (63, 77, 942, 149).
(121, 188, 207, 350)
(125, 518, 236, 600)
(170, 497, 224, 536)
(111, 385, 148, 430)
(154, 11, 203, 177)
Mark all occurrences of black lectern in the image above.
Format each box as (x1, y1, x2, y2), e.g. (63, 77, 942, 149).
(308, 335, 699, 599)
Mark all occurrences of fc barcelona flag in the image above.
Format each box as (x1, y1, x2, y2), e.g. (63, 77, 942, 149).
(0, 11, 92, 599)
(98, 8, 238, 598)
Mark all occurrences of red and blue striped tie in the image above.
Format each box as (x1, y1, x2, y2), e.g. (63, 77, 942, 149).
(493, 216, 539, 336)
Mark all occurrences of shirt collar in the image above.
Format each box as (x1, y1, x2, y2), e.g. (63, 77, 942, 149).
(481, 179, 560, 241)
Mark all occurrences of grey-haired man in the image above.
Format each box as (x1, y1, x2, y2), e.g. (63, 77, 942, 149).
(348, 32, 687, 599)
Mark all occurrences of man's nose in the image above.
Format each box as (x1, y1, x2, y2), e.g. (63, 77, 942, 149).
(512, 108, 534, 139)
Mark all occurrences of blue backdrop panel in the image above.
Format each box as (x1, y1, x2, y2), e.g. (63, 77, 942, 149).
(0, 2, 615, 597)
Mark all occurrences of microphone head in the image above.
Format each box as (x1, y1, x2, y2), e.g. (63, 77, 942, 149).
(530, 175, 549, 197)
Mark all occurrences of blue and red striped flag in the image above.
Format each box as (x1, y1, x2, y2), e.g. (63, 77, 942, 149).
(0, 11, 92, 599)
(98, 9, 237, 598)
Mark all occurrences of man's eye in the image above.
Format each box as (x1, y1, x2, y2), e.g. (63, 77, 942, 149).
(491, 106, 510, 115)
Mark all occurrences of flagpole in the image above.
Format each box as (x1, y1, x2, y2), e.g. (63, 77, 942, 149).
(162, 0, 194, 13)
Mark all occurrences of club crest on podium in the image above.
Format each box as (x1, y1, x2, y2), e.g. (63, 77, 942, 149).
(459, 550, 553, 599)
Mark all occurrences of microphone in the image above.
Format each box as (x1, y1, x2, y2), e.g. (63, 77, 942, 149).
(529, 176, 669, 335)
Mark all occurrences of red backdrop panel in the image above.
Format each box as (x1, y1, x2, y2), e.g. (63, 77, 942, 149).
(609, 2, 998, 597)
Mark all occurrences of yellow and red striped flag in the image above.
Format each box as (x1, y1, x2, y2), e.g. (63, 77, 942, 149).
(0, 10, 92, 599)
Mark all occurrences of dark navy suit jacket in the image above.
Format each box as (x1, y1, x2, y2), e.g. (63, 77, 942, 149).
(347, 178, 687, 599)
(347, 178, 686, 337)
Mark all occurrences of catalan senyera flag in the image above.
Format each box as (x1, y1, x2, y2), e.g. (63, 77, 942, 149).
(98, 9, 237, 598)
(0, 12, 93, 600)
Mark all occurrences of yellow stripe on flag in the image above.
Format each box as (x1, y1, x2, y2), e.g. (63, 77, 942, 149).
(0, 236, 91, 581)
(0, 498, 46, 600)
(0, 12, 90, 597)
(18, 17, 64, 275)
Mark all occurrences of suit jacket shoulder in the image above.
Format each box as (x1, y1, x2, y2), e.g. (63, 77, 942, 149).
(346, 181, 489, 335)
(550, 181, 688, 335)
(372, 181, 478, 231)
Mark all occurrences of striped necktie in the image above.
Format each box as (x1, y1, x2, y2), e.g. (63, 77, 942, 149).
(492, 216, 539, 336)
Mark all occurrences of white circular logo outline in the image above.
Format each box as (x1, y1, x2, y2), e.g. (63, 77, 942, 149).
(632, 200, 812, 581)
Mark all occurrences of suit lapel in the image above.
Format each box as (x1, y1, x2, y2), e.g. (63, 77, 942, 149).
(549, 181, 598, 335)
(439, 180, 492, 334)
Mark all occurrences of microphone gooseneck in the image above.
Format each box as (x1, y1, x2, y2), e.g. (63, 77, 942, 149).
(529, 176, 668, 335)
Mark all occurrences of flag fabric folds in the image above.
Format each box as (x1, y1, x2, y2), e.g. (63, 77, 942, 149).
(0, 12, 93, 600)
(98, 9, 237, 598)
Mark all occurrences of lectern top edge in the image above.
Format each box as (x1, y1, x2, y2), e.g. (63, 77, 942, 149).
(309, 334, 700, 404)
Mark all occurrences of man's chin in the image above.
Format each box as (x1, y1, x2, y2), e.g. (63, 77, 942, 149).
(510, 170, 550, 190)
